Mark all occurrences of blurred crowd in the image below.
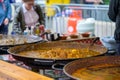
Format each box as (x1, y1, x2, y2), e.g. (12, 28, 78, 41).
(9, 0, 109, 5)
(0, 0, 109, 35)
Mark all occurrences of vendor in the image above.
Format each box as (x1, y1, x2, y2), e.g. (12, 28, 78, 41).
(13, 0, 45, 34)
(108, 0, 120, 55)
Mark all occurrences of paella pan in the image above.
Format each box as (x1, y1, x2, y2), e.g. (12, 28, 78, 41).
(64, 56, 120, 80)
(0, 34, 43, 54)
(8, 41, 107, 66)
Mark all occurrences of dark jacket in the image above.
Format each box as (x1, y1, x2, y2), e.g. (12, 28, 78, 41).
(13, 4, 45, 33)
(108, 0, 120, 42)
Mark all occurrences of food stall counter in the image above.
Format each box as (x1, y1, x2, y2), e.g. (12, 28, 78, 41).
(0, 60, 53, 80)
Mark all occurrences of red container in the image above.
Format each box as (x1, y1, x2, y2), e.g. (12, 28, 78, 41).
(68, 18, 80, 34)
(67, 10, 82, 34)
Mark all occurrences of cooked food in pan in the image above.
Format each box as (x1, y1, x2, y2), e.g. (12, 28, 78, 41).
(0, 38, 27, 45)
(18, 48, 100, 59)
(72, 64, 120, 80)
(9, 42, 107, 60)
(0, 35, 42, 45)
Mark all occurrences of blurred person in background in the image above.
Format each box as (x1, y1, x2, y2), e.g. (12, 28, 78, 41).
(108, 0, 120, 55)
(13, 0, 45, 34)
(0, 0, 11, 34)
(82, 0, 103, 19)
(84, 0, 103, 4)
(9, 0, 15, 3)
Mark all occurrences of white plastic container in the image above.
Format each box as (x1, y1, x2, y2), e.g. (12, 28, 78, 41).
(76, 18, 95, 35)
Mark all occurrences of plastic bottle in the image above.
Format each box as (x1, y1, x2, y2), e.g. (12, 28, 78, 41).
(34, 23, 40, 36)
(24, 27, 29, 35)
(31, 26, 34, 35)
(39, 25, 44, 34)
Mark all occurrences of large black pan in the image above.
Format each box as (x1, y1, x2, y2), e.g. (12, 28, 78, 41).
(63, 56, 120, 80)
(7, 41, 107, 67)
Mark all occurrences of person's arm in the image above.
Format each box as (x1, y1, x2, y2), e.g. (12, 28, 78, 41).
(5, 0, 12, 21)
(3, 0, 12, 25)
(34, 5, 45, 25)
(108, 0, 119, 22)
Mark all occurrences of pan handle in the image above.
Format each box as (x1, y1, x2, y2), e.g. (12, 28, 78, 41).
(34, 59, 55, 63)
(0, 47, 9, 51)
(52, 63, 65, 71)
(90, 37, 100, 46)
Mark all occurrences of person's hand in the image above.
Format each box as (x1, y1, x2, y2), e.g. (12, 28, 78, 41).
(4, 18, 9, 25)
(0, 0, 4, 3)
